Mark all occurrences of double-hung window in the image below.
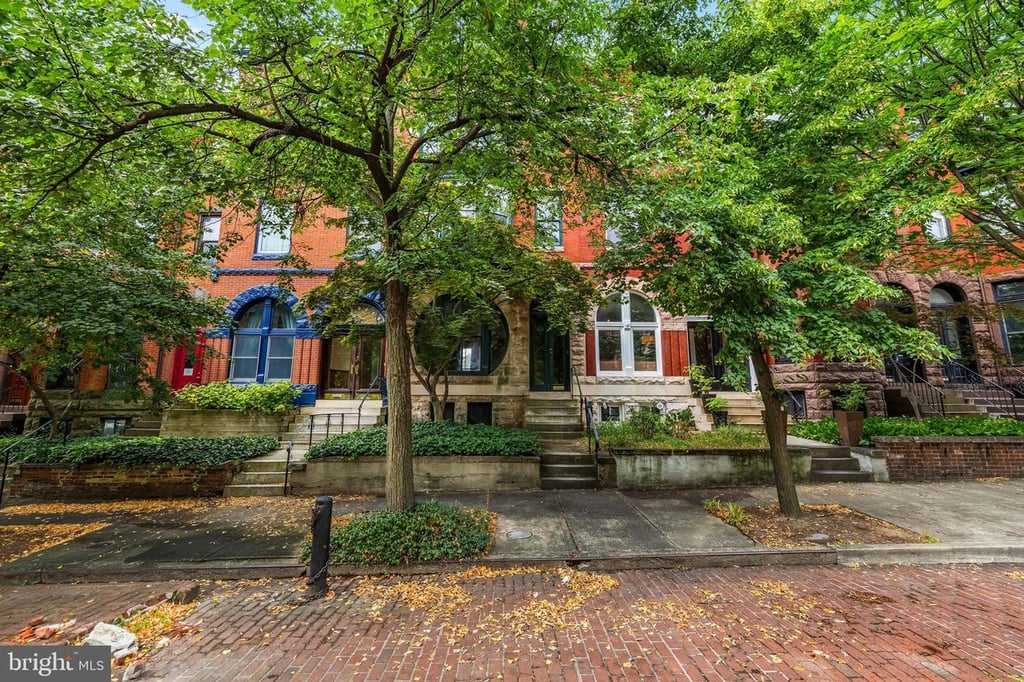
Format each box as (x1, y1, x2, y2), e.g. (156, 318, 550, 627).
(994, 280, 1024, 363)
(255, 200, 293, 257)
(198, 213, 221, 266)
(535, 196, 563, 248)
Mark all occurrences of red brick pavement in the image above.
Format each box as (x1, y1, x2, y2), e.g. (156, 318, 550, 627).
(5, 566, 1024, 681)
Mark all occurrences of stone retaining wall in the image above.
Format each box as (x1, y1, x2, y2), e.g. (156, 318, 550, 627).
(611, 448, 811, 489)
(291, 456, 540, 495)
(160, 409, 292, 438)
(874, 436, 1024, 482)
(8, 462, 241, 500)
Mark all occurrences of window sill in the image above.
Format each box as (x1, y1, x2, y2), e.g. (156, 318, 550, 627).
(252, 253, 288, 261)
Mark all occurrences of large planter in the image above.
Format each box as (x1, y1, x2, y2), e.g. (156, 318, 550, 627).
(835, 411, 864, 446)
(160, 408, 293, 438)
(611, 447, 811, 489)
(290, 456, 541, 495)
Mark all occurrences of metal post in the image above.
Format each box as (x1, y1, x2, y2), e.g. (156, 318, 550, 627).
(307, 415, 314, 449)
(0, 449, 10, 507)
(307, 495, 333, 597)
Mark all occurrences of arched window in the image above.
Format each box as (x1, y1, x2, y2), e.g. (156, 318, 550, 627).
(595, 292, 661, 375)
(229, 299, 296, 383)
(414, 296, 509, 376)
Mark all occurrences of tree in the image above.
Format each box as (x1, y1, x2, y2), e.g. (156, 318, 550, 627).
(833, 0, 1024, 264)
(305, 190, 597, 425)
(598, 0, 946, 516)
(6, 0, 624, 508)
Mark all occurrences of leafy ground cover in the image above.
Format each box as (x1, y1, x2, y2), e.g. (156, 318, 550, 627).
(310, 500, 496, 565)
(305, 421, 540, 460)
(789, 416, 1024, 446)
(0, 435, 279, 468)
(172, 381, 301, 413)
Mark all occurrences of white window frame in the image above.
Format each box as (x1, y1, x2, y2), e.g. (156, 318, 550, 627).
(924, 210, 951, 241)
(198, 212, 222, 264)
(255, 200, 293, 255)
(595, 292, 662, 377)
(535, 195, 563, 248)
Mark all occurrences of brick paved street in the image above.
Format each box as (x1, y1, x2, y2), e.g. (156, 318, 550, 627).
(105, 564, 1024, 681)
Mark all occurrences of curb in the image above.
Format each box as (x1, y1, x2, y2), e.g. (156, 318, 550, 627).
(0, 561, 307, 585)
(837, 543, 1024, 566)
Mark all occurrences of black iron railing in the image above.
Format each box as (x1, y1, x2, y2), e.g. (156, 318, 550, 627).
(885, 355, 947, 417)
(569, 365, 600, 456)
(942, 360, 1019, 419)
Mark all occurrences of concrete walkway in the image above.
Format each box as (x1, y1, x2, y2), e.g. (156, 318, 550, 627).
(2, 479, 1024, 583)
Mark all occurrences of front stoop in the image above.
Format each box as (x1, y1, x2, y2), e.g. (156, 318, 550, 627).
(809, 446, 872, 483)
(224, 450, 306, 497)
(525, 396, 597, 489)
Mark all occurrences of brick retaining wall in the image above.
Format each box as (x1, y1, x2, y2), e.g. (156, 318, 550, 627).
(874, 437, 1024, 482)
(9, 462, 241, 500)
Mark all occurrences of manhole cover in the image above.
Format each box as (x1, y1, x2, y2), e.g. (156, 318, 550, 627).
(506, 530, 532, 540)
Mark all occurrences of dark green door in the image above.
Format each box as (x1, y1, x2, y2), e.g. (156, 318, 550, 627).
(530, 304, 569, 391)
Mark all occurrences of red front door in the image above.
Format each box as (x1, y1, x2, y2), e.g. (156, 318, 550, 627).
(171, 333, 206, 390)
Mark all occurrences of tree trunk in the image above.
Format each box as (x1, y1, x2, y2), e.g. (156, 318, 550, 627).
(19, 368, 60, 439)
(383, 279, 415, 511)
(750, 343, 802, 518)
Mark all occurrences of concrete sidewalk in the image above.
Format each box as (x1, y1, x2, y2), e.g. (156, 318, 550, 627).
(2, 480, 1023, 583)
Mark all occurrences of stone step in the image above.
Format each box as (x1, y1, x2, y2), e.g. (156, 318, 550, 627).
(539, 477, 598, 490)
(242, 458, 303, 473)
(541, 452, 594, 465)
(809, 470, 873, 483)
(811, 457, 862, 472)
(540, 463, 597, 479)
(232, 471, 288, 485)
(223, 483, 290, 497)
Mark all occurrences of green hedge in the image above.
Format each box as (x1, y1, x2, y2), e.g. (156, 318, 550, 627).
(173, 381, 300, 413)
(305, 421, 540, 460)
(3, 435, 279, 469)
(316, 500, 494, 565)
(789, 416, 1024, 446)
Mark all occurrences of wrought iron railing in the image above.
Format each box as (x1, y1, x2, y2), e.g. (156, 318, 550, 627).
(570, 365, 600, 456)
(780, 386, 807, 421)
(997, 365, 1024, 399)
(884, 355, 947, 417)
(942, 360, 1019, 419)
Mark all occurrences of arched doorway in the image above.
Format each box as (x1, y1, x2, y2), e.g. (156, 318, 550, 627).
(323, 300, 386, 398)
(880, 284, 926, 381)
(930, 284, 978, 382)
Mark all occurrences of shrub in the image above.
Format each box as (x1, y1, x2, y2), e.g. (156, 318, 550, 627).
(627, 405, 663, 440)
(599, 421, 767, 450)
(173, 382, 300, 413)
(6, 435, 278, 470)
(305, 421, 540, 460)
(789, 415, 1024, 445)
(681, 426, 768, 449)
(318, 500, 494, 565)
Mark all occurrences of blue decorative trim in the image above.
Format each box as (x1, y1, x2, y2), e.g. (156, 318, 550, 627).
(212, 268, 334, 276)
(251, 253, 287, 261)
(214, 285, 315, 337)
(360, 290, 386, 315)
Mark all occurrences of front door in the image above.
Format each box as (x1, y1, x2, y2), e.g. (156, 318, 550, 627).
(530, 304, 569, 391)
(688, 320, 727, 390)
(170, 332, 206, 391)
(324, 331, 384, 397)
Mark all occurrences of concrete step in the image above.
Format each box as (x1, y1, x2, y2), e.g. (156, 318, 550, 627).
(540, 464, 598, 479)
(809, 470, 873, 483)
(223, 483, 290, 497)
(539, 477, 598, 490)
(541, 452, 594, 465)
(811, 457, 862, 472)
(231, 471, 287, 485)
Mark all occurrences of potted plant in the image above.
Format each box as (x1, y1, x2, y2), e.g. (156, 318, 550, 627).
(829, 381, 867, 446)
(704, 396, 730, 428)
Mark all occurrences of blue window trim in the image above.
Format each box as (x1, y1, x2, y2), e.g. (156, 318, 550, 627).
(210, 285, 315, 339)
(230, 298, 296, 384)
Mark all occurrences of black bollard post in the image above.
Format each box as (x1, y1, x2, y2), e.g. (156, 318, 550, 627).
(307, 495, 333, 597)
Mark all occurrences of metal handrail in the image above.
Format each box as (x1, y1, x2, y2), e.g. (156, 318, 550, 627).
(780, 386, 806, 421)
(356, 374, 383, 416)
(942, 360, 1019, 419)
(885, 355, 947, 417)
(569, 365, 585, 425)
(996, 365, 1024, 398)
(584, 399, 600, 456)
